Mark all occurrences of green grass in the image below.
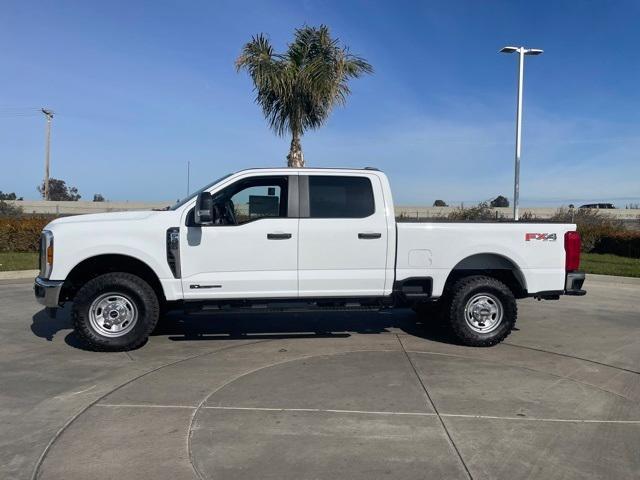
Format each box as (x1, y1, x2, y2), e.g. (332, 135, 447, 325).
(0, 252, 39, 271)
(581, 252, 640, 278)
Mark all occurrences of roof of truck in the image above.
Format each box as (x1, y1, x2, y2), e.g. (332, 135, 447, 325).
(234, 166, 382, 173)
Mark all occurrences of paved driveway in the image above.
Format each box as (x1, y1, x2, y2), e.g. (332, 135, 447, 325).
(1, 275, 639, 480)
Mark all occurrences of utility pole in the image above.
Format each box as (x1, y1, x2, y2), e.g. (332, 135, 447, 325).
(499, 46, 543, 220)
(41, 108, 54, 201)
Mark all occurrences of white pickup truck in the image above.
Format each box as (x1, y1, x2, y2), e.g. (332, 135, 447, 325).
(34, 168, 586, 351)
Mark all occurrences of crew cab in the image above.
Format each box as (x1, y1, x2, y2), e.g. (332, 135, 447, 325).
(34, 168, 586, 351)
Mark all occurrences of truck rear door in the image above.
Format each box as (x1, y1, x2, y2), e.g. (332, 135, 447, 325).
(298, 173, 389, 297)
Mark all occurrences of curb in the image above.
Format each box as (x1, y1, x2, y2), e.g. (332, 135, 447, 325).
(586, 273, 640, 286)
(0, 270, 38, 281)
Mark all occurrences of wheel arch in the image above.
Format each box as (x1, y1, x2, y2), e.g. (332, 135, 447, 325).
(444, 253, 527, 298)
(61, 254, 166, 304)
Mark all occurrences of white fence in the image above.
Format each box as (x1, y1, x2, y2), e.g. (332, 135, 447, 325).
(8, 200, 640, 220)
(9, 200, 172, 215)
(396, 206, 640, 220)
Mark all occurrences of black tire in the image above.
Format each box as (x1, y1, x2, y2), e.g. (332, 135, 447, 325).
(72, 272, 159, 351)
(444, 275, 517, 347)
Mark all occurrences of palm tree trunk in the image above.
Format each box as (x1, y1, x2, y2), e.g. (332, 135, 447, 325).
(287, 132, 305, 167)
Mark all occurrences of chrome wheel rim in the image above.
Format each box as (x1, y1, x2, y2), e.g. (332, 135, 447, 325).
(464, 293, 503, 333)
(89, 292, 138, 337)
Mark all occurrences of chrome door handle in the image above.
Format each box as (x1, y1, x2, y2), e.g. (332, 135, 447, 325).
(267, 233, 292, 240)
(358, 233, 382, 239)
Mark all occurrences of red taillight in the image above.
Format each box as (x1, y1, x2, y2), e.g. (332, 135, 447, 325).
(564, 231, 581, 271)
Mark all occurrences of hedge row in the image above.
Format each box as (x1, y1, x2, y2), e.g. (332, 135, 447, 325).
(0, 217, 54, 252)
(1, 214, 639, 258)
(594, 232, 640, 259)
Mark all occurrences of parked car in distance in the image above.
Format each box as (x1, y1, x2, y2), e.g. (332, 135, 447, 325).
(579, 203, 616, 209)
(34, 167, 586, 351)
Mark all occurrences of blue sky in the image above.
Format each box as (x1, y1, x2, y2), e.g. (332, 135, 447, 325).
(1, 0, 639, 206)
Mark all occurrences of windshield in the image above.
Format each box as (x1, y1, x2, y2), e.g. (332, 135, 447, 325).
(169, 173, 232, 210)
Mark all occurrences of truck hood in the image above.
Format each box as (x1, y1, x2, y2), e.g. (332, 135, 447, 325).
(46, 210, 165, 227)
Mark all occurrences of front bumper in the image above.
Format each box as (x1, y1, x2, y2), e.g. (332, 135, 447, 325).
(34, 277, 64, 307)
(565, 271, 586, 296)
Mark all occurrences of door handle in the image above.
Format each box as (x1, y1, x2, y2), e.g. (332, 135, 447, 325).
(267, 233, 292, 240)
(358, 232, 382, 239)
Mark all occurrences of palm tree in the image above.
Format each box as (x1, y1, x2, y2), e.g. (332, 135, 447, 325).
(236, 25, 373, 167)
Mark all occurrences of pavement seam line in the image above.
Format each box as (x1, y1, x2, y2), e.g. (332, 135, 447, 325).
(203, 406, 438, 416)
(98, 403, 196, 409)
(30, 339, 271, 480)
(396, 334, 474, 480)
(93, 404, 640, 424)
(503, 342, 640, 375)
(439, 414, 640, 424)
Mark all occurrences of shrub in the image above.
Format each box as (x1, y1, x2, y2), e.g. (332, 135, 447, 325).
(519, 211, 537, 221)
(0, 216, 55, 252)
(0, 200, 23, 217)
(550, 207, 624, 252)
(594, 232, 640, 259)
(447, 202, 504, 221)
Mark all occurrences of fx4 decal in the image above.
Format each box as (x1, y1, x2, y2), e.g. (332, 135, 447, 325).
(526, 233, 557, 242)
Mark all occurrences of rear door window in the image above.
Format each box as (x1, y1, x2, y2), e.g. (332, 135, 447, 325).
(308, 176, 375, 218)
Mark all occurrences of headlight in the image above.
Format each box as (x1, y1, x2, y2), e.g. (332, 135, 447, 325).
(39, 230, 54, 279)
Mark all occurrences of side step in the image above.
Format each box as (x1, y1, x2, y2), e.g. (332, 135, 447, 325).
(185, 299, 390, 315)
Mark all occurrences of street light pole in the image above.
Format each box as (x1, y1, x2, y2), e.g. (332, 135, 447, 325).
(500, 46, 543, 221)
(41, 108, 54, 201)
(513, 48, 524, 222)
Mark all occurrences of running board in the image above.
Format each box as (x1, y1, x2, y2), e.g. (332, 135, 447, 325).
(184, 299, 391, 315)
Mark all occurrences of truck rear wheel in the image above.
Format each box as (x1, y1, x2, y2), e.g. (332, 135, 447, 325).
(445, 275, 517, 347)
(72, 272, 159, 351)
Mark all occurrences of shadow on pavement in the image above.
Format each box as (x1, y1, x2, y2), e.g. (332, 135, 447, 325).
(30, 305, 72, 341)
(30, 306, 98, 350)
(31, 305, 457, 349)
(157, 308, 456, 345)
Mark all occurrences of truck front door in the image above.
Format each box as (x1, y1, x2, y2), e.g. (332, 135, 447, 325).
(180, 174, 299, 300)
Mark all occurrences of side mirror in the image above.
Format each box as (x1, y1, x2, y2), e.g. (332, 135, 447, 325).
(194, 191, 214, 225)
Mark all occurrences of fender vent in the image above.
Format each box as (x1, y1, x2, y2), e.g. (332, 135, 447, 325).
(166, 227, 181, 278)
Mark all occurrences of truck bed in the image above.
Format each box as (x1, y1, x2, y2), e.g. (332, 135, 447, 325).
(395, 222, 576, 297)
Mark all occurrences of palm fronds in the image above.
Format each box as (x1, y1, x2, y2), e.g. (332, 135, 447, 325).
(236, 25, 373, 165)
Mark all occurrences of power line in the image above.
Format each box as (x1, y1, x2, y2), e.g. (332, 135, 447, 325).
(0, 107, 41, 118)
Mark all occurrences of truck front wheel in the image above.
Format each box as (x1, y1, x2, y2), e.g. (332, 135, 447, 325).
(445, 275, 517, 347)
(72, 272, 159, 351)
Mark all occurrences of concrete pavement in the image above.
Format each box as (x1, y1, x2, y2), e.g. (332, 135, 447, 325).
(0, 275, 638, 479)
